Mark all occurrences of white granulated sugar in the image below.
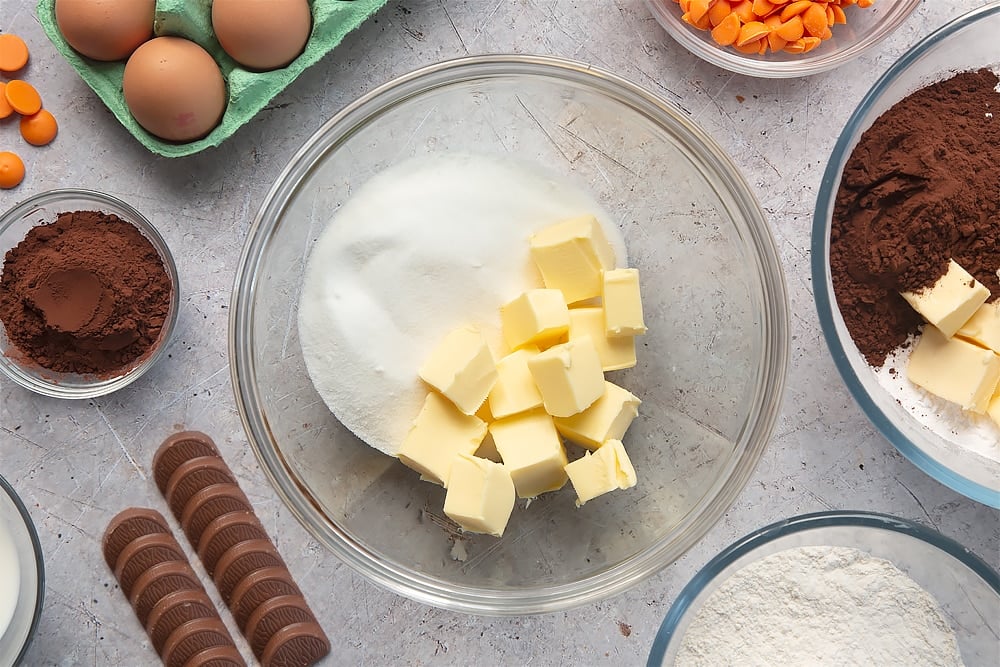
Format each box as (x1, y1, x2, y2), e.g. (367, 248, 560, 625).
(874, 338, 1000, 465)
(676, 546, 964, 667)
(298, 153, 626, 455)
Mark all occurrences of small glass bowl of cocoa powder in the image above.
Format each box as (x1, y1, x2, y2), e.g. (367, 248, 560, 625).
(0, 189, 179, 398)
(812, 4, 1000, 507)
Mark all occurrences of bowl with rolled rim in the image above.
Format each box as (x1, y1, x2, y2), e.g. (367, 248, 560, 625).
(230, 54, 789, 614)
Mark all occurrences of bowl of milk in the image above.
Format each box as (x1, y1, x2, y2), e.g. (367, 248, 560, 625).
(0, 474, 44, 664)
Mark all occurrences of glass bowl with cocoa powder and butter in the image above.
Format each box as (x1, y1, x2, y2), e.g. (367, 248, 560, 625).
(0, 189, 178, 398)
(813, 3, 1000, 507)
(645, 0, 920, 78)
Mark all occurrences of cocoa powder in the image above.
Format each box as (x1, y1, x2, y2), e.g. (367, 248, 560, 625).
(830, 69, 1000, 366)
(0, 210, 173, 375)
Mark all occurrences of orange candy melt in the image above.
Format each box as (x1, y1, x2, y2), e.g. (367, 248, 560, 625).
(5, 79, 42, 116)
(0, 151, 26, 189)
(0, 34, 30, 72)
(672, 0, 876, 56)
(20, 109, 58, 146)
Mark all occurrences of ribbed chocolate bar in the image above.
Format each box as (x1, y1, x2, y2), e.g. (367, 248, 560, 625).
(153, 431, 221, 493)
(229, 566, 300, 631)
(181, 483, 253, 547)
(114, 532, 186, 598)
(129, 560, 202, 626)
(212, 539, 284, 604)
(146, 589, 218, 656)
(260, 621, 330, 667)
(102, 507, 170, 569)
(244, 594, 315, 659)
(196, 512, 270, 576)
(161, 617, 241, 667)
(165, 456, 237, 518)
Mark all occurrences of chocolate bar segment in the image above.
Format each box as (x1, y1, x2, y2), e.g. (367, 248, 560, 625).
(114, 532, 187, 598)
(181, 483, 253, 547)
(146, 589, 218, 656)
(102, 507, 170, 569)
(260, 621, 330, 667)
(153, 431, 221, 493)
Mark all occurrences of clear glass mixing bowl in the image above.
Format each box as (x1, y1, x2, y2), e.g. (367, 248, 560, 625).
(648, 511, 1000, 665)
(231, 55, 789, 614)
(812, 3, 1000, 508)
(645, 0, 920, 78)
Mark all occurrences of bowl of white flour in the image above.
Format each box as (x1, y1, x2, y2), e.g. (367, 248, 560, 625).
(648, 511, 1000, 666)
(230, 54, 789, 613)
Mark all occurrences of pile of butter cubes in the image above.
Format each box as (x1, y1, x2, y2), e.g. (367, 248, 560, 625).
(397, 215, 647, 537)
(903, 259, 1000, 423)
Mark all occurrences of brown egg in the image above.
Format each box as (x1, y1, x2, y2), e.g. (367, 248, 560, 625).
(54, 0, 154, 62)
(212, 0, 312, 71)
(122, 37, 227, 143)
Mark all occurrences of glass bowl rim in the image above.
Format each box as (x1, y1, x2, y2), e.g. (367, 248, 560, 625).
(643, 0, 922, 78)
(229, 53, 790, 615)
(0, 472, 45, 665)
(647, 509, 1000, 666)
(810, 2, 1000, 509)
(0, 188, 180, 400)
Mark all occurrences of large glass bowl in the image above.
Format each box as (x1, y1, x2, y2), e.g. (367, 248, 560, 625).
(231, 54, 789, 614)
(0, 474, 44, 665)
(645, 0, 920, 78)
(0, 189, 179, 399)
(648, 511, 1000, 665)
(812, 3, 1000, 508)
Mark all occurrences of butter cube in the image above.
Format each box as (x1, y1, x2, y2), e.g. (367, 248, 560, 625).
(529, 215, 616, 304)
(488, 346, 544, 419)
(564, 440, 637, 507)
(527, 336, 605, 418)
(443, 454, 516, 537)
(398, 392, 487, 486)
(500, 290, 569, 350)
(957, 301, 1000, 353)
(603, 268, 647, 337)
(554, 381, 641, 450)
(419, 326, 497, 415)
(988, 391, 1000, 427)
(489, 410, 568, 498)
(901, 260, 990, 337)
(907, 325, 1000, 414)
(568, 307, 636, 371)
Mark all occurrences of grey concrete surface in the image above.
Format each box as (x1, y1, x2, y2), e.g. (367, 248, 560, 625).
(2, 1, 998, 665)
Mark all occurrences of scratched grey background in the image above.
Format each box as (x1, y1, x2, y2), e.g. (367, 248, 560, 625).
(2, 1, 998, 665)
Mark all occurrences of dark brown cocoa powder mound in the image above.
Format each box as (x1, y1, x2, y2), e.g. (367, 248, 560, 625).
(0, 210, 172, 375)
(830, 69, 1000, 367)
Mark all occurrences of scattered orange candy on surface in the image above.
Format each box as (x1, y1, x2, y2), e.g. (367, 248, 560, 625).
(5, 80, 42, 116)
(0, 152, 26, 189)
(20, 109, 59, 146)
(672, 0, 876, 56)
(0, 34, 30, 72)
(0, 83, 14, 119)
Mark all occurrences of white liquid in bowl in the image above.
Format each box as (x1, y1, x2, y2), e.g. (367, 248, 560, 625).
(298, 153, 627, 455)
(0, 517, 21, 642)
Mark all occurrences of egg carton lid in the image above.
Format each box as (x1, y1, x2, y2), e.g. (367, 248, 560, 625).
(36, 0, 388, 158)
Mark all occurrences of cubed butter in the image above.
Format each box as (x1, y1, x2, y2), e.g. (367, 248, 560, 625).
(527, 336, 605, 418)
(398, 392, 487, 486)
(957, 301, 1000, 353)
(564, 440, 637, 507)
(988, 390, 1000, 427)
(500, 289, 569, 350)
(603, 268, 647, 337)
(489, 410, 568, 498)
(529, 215, 616, 304)
(488, 346, 544, 419)
(568, 307, 636, 371)
(554, 381, 641, 450)
(901, 260, 990, 338)
(419, 326, 497, 415)
(907, 325, 1000, 414)
(442, 453, 516, 537)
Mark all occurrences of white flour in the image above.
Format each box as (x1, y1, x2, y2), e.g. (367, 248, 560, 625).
(675, 546, 964, 666)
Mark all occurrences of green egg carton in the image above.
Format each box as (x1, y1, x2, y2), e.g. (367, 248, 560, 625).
(36, 0, 387, 158)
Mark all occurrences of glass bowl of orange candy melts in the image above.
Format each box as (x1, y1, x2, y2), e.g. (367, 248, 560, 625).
(646, 0, 920, 77)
